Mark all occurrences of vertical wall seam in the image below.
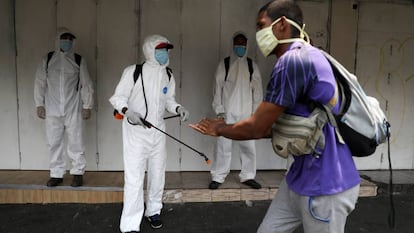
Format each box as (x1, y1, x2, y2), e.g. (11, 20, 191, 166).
(95, 0, 100, 170)
(353, 0, 360, 74)
(12, 0, 22, 169)
(179, 0, 184, 170)
(55, 0, 58, 31)
(136, 0, 141, 63)
(327, 0, 332, 53)
(218, 0, 222, 61)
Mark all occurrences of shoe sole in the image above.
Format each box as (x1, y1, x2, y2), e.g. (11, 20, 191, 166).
(242, 181, 262, 189)
(47, 180, 63, 187)
(209, 182, 222, 190)
(147, 217, 162, 229)
(150, 224, 162, 229)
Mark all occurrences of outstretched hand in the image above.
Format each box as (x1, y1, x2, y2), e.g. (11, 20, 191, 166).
(189, 117, 226, 137)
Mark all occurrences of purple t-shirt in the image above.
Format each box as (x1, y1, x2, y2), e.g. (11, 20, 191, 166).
(264, 42, 360, 196)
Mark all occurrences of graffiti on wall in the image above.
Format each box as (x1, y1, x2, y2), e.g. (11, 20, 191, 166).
(356, 36, 414, 168)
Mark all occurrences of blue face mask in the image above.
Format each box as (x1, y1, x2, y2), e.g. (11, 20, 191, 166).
(234, 45, 246, 57)
(60, 39, 73, 52)
(155, 49, 169, 65)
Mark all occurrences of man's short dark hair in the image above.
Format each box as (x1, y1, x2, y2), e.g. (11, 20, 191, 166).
(234, 33, 247, 40)
(60, 32, 76, 39)
(259, 0, 303, 37)
(233, 33, 247, 44)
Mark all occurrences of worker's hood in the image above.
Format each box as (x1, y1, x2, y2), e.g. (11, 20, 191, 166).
(230, 30, 249, 59)
(142, 34, 173, 67)
(55, 27, 76, 53)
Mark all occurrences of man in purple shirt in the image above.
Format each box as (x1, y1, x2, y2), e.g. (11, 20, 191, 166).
(190, 1, 360, 232)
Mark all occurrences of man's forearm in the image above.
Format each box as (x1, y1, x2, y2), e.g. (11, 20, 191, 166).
(217, 118, 264, 140)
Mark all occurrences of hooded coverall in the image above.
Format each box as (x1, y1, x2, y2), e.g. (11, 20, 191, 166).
(211, 32, 263, 183)
(109, 35, 182, 233)
(34, 27, 94, 178)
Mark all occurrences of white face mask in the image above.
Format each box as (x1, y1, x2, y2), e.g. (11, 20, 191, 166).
(256, 17, 309, 57)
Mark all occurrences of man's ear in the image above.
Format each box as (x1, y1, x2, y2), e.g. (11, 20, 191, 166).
(278, 16, 288, 32)
(277, 16, 291, 38)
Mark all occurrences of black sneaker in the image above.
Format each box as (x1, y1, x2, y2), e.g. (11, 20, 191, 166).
(208, 181, 222, 190)
(71, 175, 83, 187)
(147, 214, 163, 229)
(242, 179, 262, 189)
(46, 177, 63, 187)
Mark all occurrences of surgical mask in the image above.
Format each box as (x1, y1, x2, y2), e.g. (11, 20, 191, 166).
(234, 45, 246, 57)
(155, 49, 169, 65)
(256, 17, 309, 57)
(59, 39, 73, 52)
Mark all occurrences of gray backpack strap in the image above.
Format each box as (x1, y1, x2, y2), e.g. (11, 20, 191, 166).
(320, 81, 345, 144)
(310, 108, 329, 156)
(321, 104, 345, 145)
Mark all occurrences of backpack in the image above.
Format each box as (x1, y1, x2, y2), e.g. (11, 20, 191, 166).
(271, 50, 390, 158)
(272, 50, 394, 228)
(47, 51, 82, 69)
(321, 50, 390, 157)
(113, 63, 173, 119)
(46, 51, 82, 91)
(132, 62, 172, 83)
(224, 56, 253, 82)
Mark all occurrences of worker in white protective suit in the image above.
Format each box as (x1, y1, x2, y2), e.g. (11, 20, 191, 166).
(34, 27, 94, 187)
(210, 32, 263, 190)
(109, 34, 189, 233)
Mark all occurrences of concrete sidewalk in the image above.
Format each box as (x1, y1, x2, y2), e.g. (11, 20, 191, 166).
(0, 170, 380, 204)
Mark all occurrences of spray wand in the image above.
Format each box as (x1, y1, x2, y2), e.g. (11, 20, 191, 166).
(140, 118, 211, 165)
(113, 110, 210, 164)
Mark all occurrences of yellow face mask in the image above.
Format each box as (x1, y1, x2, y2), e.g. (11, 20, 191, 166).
(255, 17, 309, 57)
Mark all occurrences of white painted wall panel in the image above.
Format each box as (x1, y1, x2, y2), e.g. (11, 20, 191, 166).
(354, 2, 414, 169)
(16, 0, 99, 171)
(330, 0, 358, 71)
(4, 0, 413, 171)
(16, 0, 56, 169)
(97, 0, 137, 170)
(218, 0, 272, 171)
(179, 0, 221, 170)
(299, 0, 329, 50)
(0, 0, 20, 169)
(56, 0, 98, 170)
(140, 0, 182, 171)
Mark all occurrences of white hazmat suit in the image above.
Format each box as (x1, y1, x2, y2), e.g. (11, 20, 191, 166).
(211, 32, 263, 183)
(109, 35, 184, 232)
(34, 27, 94, 178)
